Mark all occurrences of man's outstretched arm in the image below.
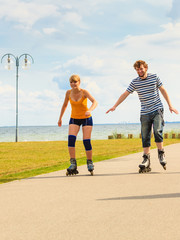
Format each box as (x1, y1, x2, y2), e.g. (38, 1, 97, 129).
(106, 90, 130, 113)
(159, 86, 179, 114)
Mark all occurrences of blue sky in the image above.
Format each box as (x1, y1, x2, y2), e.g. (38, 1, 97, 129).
(0, 0, 180, 126)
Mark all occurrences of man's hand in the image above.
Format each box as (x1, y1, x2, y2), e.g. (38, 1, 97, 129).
(169, 106, 179, 114)
(106, 106, 116, 114)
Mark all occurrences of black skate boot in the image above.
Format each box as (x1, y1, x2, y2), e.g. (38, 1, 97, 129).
(87, 159, 94, 176)
(158, 149, 166, 170)
(66, 158, 79, 176)
(139, 153, 151, 173)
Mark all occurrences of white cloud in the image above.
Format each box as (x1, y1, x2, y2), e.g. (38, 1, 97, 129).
(0, 0, 90, 34)
(115, 22, 180, 55)
(123, 9, 159, 24)
(20, 90, 60, 111)
(83, 79, 101, 94)
(168, 0, 180, 20)
(0, 0, 59, 29)
(143, 0, 172, 7)
(0, 82, 15, 111)
(0, 82, 14, 95)
(0, 80, 64, 125)
(62, 12, 88, 29)
(43, 28, 59, 35)
(62, 54, 104, 72)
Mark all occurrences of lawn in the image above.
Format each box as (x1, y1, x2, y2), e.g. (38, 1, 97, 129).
(0, 138, 180, 183)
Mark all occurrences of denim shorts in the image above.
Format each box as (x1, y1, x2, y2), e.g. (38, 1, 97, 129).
(140, 109, 164, 148)
(69, 116, 93, 127)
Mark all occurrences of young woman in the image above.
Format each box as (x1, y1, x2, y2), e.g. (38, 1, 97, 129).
(58, 75, 98, 175)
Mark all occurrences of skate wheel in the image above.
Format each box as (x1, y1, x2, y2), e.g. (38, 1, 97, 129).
(146, 168, 151, 173)
(66, 170, 73, 176)
(139, 167, 145, 173)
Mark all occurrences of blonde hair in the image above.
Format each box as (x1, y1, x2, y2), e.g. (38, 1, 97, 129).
(69, 74, 80, 82)
(133, 60, 148, 69)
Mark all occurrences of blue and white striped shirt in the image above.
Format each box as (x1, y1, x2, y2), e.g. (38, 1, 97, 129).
(126, 73, 163, 115)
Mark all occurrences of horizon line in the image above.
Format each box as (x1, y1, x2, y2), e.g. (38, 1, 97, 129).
(0, 121, 180, 128)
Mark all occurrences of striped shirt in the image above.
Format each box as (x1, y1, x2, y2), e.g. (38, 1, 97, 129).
(126, 73, 163, 115)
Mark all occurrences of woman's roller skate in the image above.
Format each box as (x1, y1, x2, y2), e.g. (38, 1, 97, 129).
(66, 158, 79, 176)
(139, 153, 151, 173)
(87, 159, 94, 176)
(158, 149, 166, 170)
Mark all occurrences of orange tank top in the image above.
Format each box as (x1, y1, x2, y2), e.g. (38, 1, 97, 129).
(69, 90, 91, 119)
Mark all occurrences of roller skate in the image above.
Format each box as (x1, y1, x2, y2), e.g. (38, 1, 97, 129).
(158, 149, 166, 170)
(87, 159, 94, 176)
(66, 158, 79, 176)
(139, 153, 151, 173)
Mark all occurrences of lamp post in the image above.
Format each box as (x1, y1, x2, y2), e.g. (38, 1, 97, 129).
(1, 53, 34, 142)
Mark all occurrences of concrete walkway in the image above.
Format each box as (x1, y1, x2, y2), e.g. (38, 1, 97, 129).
(0, 143, 180, 240)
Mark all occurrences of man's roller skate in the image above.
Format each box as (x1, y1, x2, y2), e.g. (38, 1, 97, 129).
(139, 153, 151, 173)
(66, 158, 79, 176)
(158, 149, 166, 170)
(87, 159, 94, 176)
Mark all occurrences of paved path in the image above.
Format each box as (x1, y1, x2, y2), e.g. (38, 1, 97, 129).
(0, 143, 180, 240)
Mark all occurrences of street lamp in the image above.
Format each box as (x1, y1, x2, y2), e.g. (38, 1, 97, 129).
(1, 53, 34, 142)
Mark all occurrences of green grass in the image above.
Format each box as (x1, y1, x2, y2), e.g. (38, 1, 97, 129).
(0, 138, 180, 184)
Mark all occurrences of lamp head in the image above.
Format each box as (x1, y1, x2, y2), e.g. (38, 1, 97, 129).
(22, 55, 31, 69)
(5, 54, 13, 70)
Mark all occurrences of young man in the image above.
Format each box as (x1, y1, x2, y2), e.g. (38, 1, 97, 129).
(106, 60, 179, 173)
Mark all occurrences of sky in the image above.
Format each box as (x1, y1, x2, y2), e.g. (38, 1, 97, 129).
(0, 0, 180, 126)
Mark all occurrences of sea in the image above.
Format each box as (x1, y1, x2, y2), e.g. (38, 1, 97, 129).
(0, 122, 180, 142)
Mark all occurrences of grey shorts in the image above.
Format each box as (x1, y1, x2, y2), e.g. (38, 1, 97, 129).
(140, 109, 164, 148)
